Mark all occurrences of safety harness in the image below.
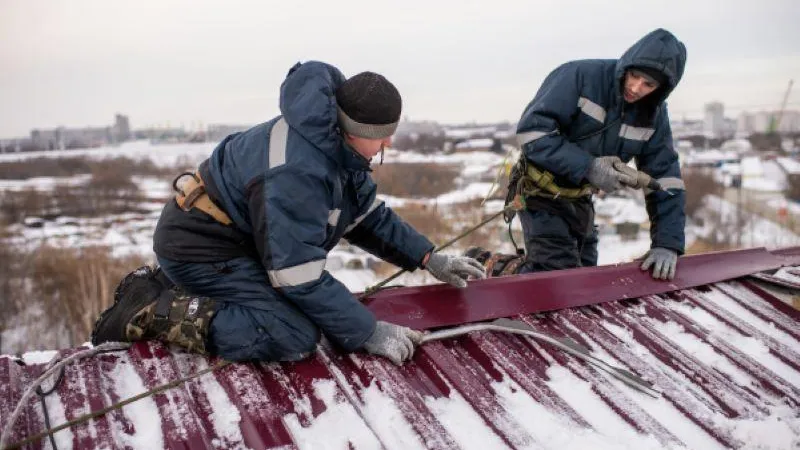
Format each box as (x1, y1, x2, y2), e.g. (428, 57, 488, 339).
(503, 157, 594, 224)
(172, 171, 232, 225)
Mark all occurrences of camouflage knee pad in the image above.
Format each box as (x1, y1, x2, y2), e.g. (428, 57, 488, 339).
(127, 294, 216, 355)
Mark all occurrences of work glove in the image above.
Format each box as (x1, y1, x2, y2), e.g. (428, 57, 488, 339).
(640, 247, 678, 280)
(362, 321, 424, 365)
(425, 253, 486, 288)
(586, 156, 638, 193)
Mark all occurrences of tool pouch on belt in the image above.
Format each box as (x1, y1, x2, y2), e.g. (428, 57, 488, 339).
(522, 162, 594, 200)
(173, 172, 233, 226)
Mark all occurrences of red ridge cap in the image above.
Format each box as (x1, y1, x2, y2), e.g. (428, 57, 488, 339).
(364, 247, 800, 329)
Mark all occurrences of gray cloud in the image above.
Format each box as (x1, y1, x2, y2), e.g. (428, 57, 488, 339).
(1, 0, 798, 136)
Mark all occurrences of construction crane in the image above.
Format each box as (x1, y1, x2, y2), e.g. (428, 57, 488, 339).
(771, 79, 794, 133)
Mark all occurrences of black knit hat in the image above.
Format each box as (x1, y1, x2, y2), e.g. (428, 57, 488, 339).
(336, 72, 401, 139)
(629, 66, 668, 87)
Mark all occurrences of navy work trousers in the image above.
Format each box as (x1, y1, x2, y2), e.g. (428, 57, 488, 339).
(157, 256, 320, 362)
(516, 208, 599, 274)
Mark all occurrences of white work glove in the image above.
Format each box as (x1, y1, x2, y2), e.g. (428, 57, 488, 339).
(425, 253, 486, 288)
(586, 156, 637, 193)
(362, 321, 424, 365)
(640, 247, 678, 280)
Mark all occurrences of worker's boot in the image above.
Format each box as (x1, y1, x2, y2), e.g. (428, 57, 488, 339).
(91, 265, 217, 354)
(485, 252, 526, 277)
(464, 246, 493, 264)
(463, 247, 525, 278)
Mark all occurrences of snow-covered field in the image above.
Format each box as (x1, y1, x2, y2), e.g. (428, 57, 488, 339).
(4, 141, 800, 293)
(0, 141, 671, 285)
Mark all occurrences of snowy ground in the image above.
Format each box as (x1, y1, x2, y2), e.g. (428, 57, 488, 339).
(2, 142, 800, 352)
(694, 195, 800, 249)
(0, 141, 667, 289)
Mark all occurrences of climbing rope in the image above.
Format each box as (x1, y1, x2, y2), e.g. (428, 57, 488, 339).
(0, 344, 230, 450)
(1, 342, 130, 449)
(360, 204, 517, 298)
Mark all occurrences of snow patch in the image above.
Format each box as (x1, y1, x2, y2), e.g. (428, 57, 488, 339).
(108, 357, 165, 449)
(284, 379, 381, 449)
(542, 365, 669, 449)
(424, 392, 508, 450)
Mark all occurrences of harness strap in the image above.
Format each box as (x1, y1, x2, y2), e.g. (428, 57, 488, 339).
(523, 163, 594, 199)
(173, 172, 233, 225)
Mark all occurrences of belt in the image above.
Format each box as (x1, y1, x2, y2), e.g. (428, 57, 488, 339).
(173, 171, 233, 225)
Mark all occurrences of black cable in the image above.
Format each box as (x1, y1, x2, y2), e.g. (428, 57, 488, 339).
(34, 365, 66, 450)
(24, 346, 127, 450)
(508, 220, 522, 255)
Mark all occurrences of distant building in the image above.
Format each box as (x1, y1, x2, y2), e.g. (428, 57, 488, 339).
(444, 125, 497, 141)
(736, 112, 754, 137)
(0, 137, 34, 153)
(393, 119, 446, 152)
(703, 102, 725, 138)
(776, 110, 800, 133)
(670, 118, 704, 138)
(737, 110, 800, 134)
(453, 138, 496, 153)
(113, 114, 131, 142)
(132, 126, 188, 142)
(394, 120, 444, 138)
(206, 124, 255, 142)
(25, 114, 132, 151)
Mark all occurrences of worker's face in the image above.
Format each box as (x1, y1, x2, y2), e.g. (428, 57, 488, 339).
(345, 134, 393, 160)
(623, 70, 660, 103)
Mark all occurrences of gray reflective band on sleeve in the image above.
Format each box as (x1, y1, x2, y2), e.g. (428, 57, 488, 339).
(516, 130, 549, 146)
(269, 118, 289, 168)
(619, 124, 655, 141)
(577, 97, 607, 123)
(328, 209, 341, 227)
(344, 199, 383, 234)
(268, 259, 326, 287)
(657, 177, 685, 190)
(645, 177, 686, 195)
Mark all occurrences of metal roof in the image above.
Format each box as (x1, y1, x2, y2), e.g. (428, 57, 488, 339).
(1, 247, 799, 449)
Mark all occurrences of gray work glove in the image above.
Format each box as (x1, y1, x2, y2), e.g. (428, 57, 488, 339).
(425, 253, 486, 288)
(640, 247, 678, 280)
(362, 321, 424, 365)
(586, 156, 637, 193)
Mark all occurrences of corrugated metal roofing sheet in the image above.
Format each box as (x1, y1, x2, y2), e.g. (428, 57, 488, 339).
(1, 248, 800, 449)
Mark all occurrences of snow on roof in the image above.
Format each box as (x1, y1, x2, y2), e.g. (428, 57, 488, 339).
(454, 138, 494, 150)
(444, 126, 497, 139)
(2, 250, 800, 449)
(684, 149, 740, 166)
(720, 139, 752, 152)
(594, 196, 649, 224)
(741, 156, 764, 177)
(778, 157, 800, 175)
(697, 196, 800, 248)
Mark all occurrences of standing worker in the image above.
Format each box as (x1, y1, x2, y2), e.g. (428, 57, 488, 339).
(92, 61, 485, 365)
(508, 28, 687, 280)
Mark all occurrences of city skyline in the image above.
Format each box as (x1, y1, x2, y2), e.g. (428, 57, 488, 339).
(2, 0, 798, 138)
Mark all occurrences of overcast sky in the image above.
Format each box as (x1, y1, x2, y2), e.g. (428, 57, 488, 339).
(1, 0, 798, 137)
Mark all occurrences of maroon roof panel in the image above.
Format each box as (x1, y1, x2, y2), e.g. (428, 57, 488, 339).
(2, 248, 800, 449)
